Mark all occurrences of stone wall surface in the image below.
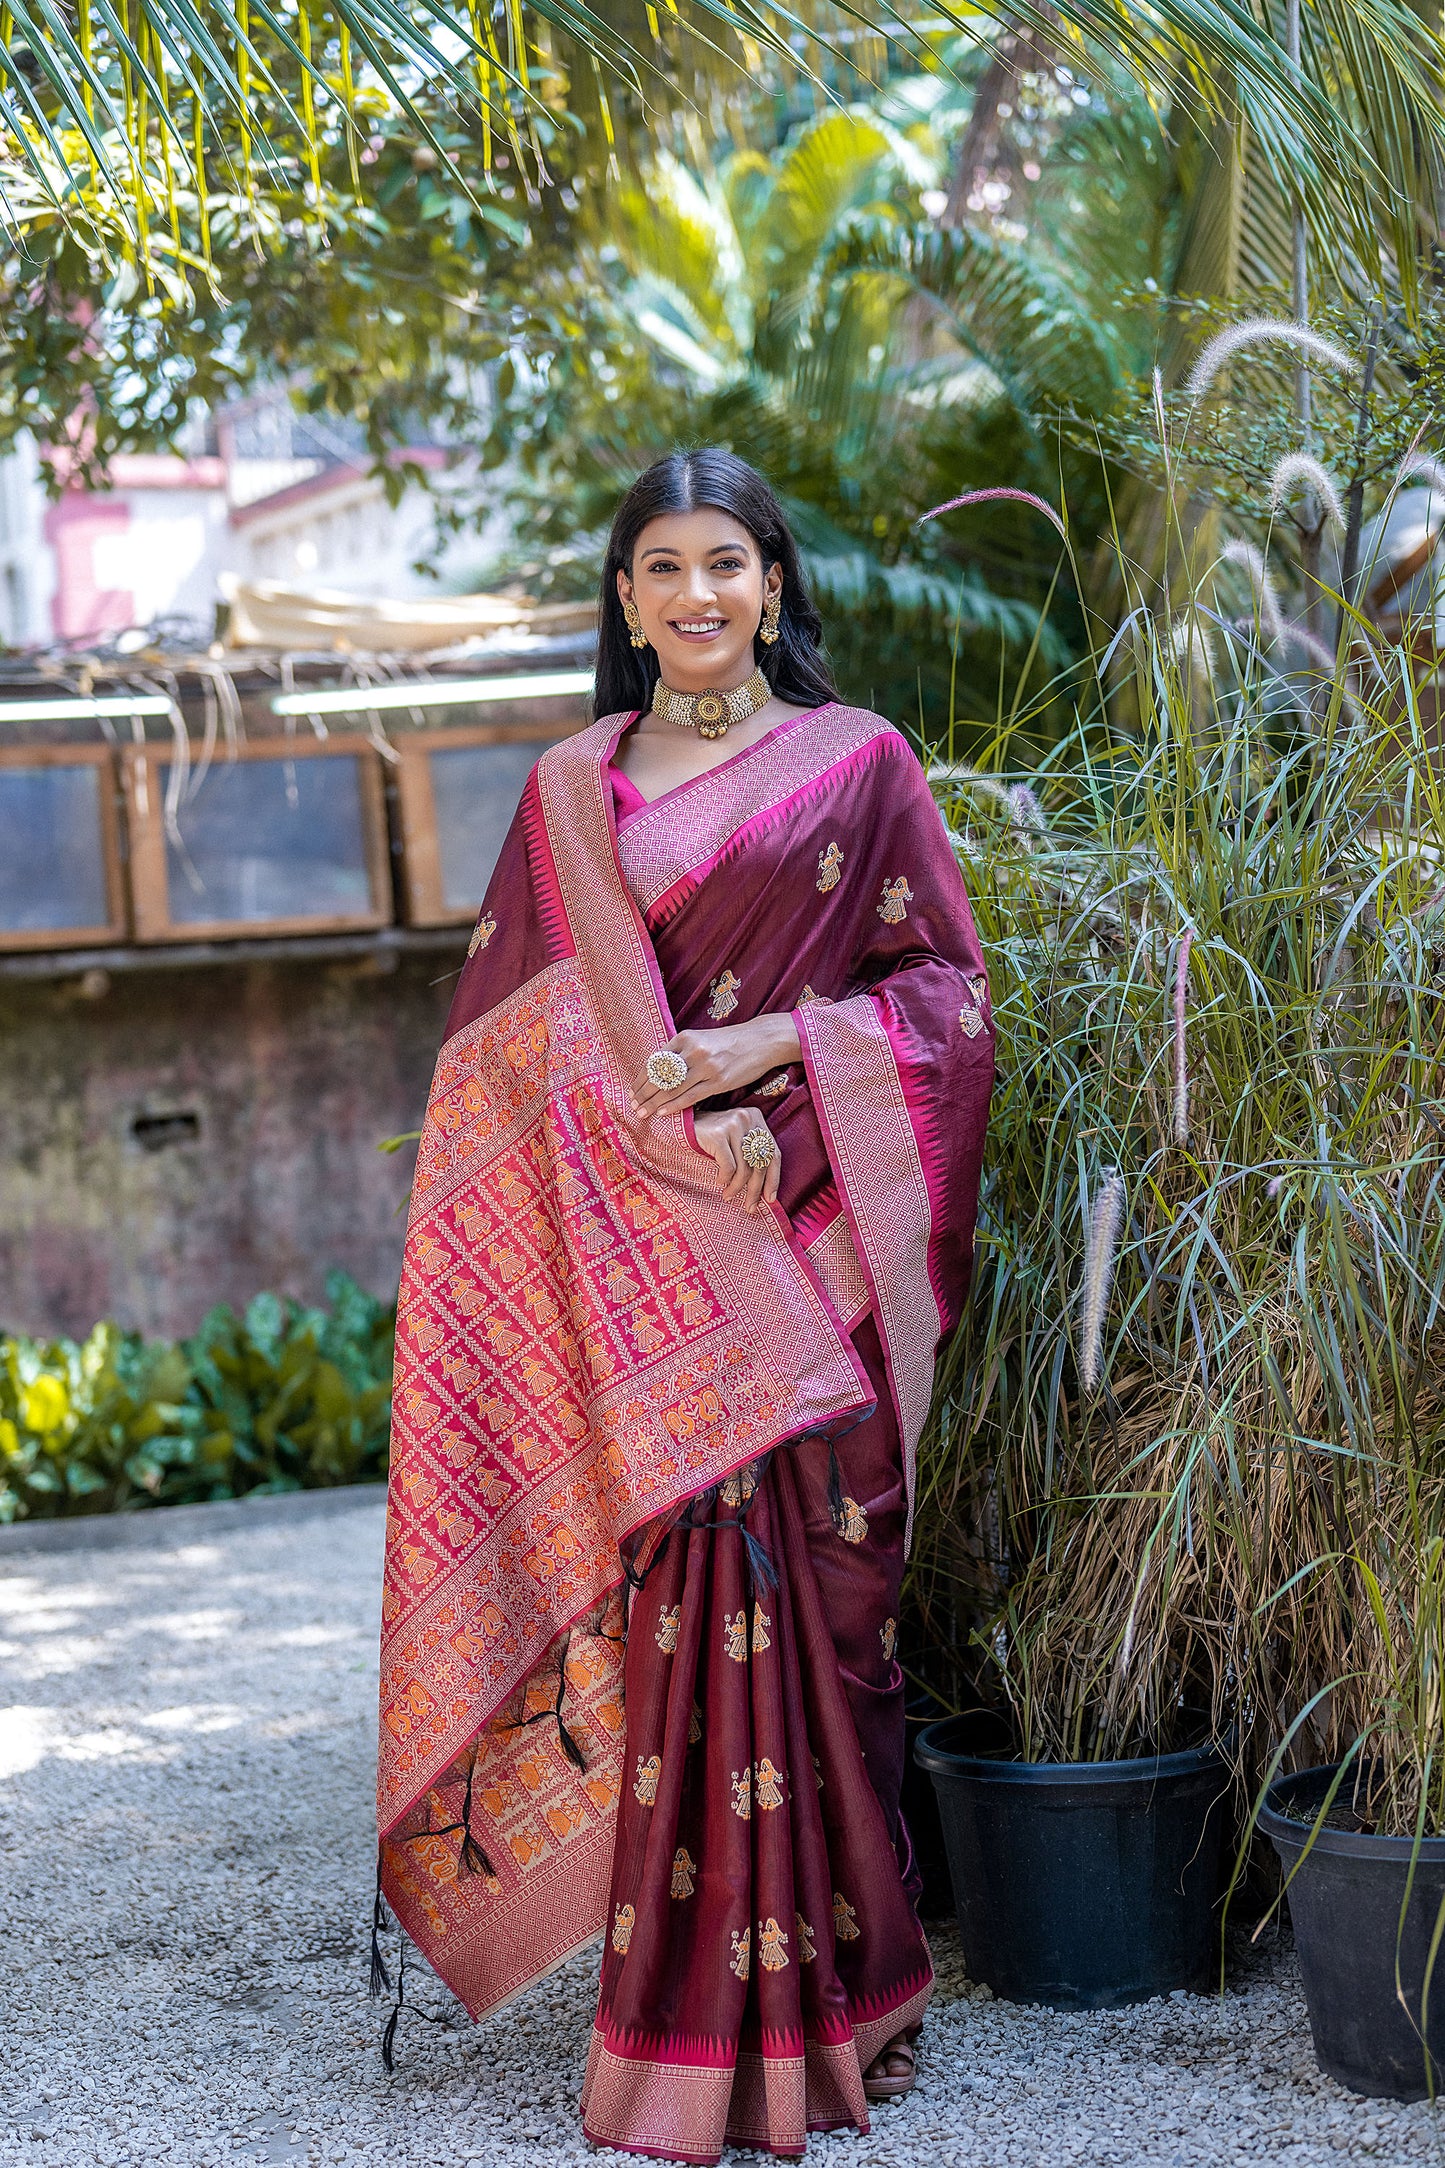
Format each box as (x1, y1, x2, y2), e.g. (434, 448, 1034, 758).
(0, 951, 455, 1339)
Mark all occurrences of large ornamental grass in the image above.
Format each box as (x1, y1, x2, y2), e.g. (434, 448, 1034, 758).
(912, 431, 1445, 1833)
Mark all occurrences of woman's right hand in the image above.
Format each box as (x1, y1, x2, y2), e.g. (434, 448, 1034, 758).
(692, 1108, 782, 1215)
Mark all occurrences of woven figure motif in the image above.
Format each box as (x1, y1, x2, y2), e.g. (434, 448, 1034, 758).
(754, 1757, 785, 1810)
(758, 1917, 790, 1971)
(707, 969, 742, 1020)
(837, 1496, 869, 1544)
(877, 877, 913, 925)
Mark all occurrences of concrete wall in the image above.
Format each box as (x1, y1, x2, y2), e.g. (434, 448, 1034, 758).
(0, 950, 456, 1343)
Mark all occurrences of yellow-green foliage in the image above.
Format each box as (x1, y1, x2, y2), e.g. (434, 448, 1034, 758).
(0, 1271, 394, 1522)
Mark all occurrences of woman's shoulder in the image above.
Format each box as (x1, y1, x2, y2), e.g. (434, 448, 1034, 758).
(807, 701, 924, 781)
(815, 699, 908, 746)
(537, 712, 630, 777)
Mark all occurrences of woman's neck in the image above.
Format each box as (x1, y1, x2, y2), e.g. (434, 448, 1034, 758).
(613, 689, 813, 801)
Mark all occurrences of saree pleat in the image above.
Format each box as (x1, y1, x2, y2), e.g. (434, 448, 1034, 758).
(581, 1322, 932, 2163)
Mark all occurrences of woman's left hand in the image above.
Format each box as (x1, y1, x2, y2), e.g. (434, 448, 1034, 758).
(631, 1013, 802, 1120)
(692, 1109, 782, 1213)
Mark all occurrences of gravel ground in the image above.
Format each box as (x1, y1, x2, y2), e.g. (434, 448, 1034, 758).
(0, 1495, 1438, 2167)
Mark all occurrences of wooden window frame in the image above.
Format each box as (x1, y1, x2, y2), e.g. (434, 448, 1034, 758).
(391, 717, 585, 928)
(122, 735, 392, 943)
(0, 742, 127, 952)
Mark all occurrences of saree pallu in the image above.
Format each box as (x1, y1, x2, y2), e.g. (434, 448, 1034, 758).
(377, 701, 993, 2155)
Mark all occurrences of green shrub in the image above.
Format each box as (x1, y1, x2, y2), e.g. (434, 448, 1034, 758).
(0, 1271, 395, 1522)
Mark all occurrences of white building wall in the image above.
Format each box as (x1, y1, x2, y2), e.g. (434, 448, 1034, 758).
(0, 421, 483, 650)
(0, 436, 55, 645)
(229, 470, 451, 596)
(90, 486, 232, 635)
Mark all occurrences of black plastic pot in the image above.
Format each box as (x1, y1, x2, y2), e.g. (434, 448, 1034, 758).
(915, 1716, 1230, 2008)
(1260, 1765, 1445, 2101)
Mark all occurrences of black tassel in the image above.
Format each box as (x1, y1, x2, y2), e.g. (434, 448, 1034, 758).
(369, 1852, 392, 1999)
(555, 1654, 587, 1770)
(456, 1752, 496, 1881)
(623, 1524, 674, 1597)
(380, 1931, 405, 2072)
(742, 1524, 779, 1593)
(459, 1830, 495, 1878)
(826, 1441, 847, 1536)
(734, 1481, 778, 1594)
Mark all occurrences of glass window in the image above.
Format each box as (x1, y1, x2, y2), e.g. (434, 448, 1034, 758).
(430, 741, 542, 911)
(0, 763, 109, 931)
(162, 753, 372, 925)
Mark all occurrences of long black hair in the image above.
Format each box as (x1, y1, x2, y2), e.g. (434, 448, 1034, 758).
(593, 449, 838, 719)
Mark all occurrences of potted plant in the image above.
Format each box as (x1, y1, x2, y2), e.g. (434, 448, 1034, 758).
(908, 348, 1445, 2013)
(1258, 1515, 1445, 2099)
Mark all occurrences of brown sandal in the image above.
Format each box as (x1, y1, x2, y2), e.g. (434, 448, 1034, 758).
(862, 2036, 917, 2101)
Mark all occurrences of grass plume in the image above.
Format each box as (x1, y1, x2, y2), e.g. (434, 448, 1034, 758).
(1186, 319, 1358, 400)
(1220, 538, 1286, 643)
(1172, 930, 1193, 1145)
(1078, 1170, 1125, 1396)
(1268, 453, 1346, 532)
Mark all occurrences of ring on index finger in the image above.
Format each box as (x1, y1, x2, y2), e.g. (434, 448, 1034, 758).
(646, 1050, 689, 1090)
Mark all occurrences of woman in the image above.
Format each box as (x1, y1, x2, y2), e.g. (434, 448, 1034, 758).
(376, 450, 994, 2162)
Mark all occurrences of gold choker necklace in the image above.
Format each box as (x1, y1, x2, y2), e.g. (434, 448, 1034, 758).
(651, 666, 770, 741)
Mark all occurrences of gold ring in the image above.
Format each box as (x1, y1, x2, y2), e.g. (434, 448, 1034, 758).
(647, 1050, 689, 1090)
(740, 1126, 776, 1171)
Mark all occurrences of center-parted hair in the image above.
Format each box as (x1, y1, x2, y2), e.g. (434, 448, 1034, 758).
(593, 449, 838, 720)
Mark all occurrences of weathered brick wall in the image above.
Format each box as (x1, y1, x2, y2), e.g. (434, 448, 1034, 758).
(0, 950, 456, 1340)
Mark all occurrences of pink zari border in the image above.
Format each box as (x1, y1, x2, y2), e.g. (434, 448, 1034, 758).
(579, 1978, 932, 2162)
(796, 994, 941, 1543)
(802, 1212, 870, 1334)
(615, 704, 891, 913)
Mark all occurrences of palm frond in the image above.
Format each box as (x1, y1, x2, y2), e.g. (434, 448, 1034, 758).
(2, 0, 1445, 315)
(783, 490, 1072, 660)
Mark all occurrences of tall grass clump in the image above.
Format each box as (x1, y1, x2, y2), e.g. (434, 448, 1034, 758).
(911, 420, 1445, 1824)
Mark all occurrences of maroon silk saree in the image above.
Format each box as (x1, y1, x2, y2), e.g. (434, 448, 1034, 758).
(377, 701, 994, 2160)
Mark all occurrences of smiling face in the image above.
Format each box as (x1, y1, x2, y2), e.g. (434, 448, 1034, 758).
(617, 509, 782, 692)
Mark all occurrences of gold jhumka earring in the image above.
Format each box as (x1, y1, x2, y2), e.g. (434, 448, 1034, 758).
(759, 592, 782, 645)
(623, 599, 648, 649)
